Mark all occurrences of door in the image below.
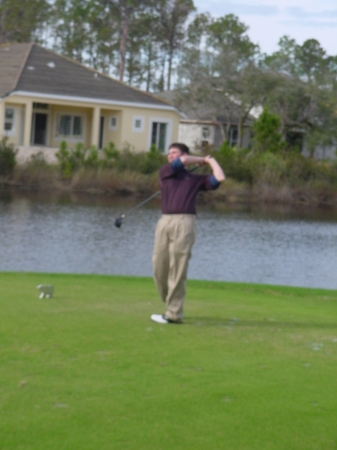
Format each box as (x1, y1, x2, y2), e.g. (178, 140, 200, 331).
(151, 122, 167, 152)
(32, 113, 48, 145)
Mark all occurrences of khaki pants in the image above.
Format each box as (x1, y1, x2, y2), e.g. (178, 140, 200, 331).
(152, 214, 196, 322)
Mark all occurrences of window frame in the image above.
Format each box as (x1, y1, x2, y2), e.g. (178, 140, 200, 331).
(148, 118, 172, 153)
(54, 113, 86, 141)
(109, 115, 118, 131)
(229, 126, 238, 147)
(202, 126, 210, 141)
(132, 115, 145, 133)
(3, 107, 17, 136)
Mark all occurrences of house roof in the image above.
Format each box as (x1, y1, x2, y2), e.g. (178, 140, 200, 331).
(155, 89, 254, 125)
(0, 43, 172, 108)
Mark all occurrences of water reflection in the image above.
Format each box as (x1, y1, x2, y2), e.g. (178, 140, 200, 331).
(0, 190, 336, 289)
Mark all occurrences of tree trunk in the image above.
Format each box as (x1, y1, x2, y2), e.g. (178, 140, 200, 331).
(0, 7, 8, 43)
(167, 49, 173, 90)
(146, 41, 153, 92)
(119, 12, 130, 82)
(237, 118, 242, 149)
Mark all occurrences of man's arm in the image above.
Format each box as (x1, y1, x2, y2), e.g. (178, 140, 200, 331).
(180, 154, 225, 183)
(204, 155, 225, 182)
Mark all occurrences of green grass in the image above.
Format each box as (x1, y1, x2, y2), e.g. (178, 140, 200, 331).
(1, 273, 337, 450)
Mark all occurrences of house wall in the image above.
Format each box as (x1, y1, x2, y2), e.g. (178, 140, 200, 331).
(120, 107, 178, 152)
(101, 109, 122, 149)
(302, 144, 337, 160)
(0, 101, 25, 146)
(214, 125, 250, 149)
(0, 94, 179, 156)
(179, 123, 215, 153)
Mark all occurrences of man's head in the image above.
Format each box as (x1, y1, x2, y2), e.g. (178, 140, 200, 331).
(167, 143, 189, 163)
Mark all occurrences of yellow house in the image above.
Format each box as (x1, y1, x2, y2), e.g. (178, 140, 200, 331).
(0, 43, 179, 162)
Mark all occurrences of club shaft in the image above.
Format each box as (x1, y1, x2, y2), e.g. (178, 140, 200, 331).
(121, 190, 161, 218)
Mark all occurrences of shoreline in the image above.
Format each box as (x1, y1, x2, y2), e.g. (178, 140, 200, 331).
(2, 178, 337, 211)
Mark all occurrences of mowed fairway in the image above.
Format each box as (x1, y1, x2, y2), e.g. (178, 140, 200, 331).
(1, 273, 337, 450)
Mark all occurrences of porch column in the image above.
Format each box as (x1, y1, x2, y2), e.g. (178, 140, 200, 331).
(0, 101, 4, 138)
(23, 101, 33, 146)
(91, 106, 100, 148)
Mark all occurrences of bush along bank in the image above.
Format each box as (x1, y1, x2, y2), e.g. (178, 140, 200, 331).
(1, 138, 337, 209)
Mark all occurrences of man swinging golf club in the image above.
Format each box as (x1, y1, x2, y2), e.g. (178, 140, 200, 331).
(151, 143, 225, 324)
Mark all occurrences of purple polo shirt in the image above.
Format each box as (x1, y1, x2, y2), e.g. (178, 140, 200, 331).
(159, 159, 220, 215)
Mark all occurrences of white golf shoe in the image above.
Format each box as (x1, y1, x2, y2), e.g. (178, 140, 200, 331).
(151, 314, 169, 324)
(150, 314, 182, 324)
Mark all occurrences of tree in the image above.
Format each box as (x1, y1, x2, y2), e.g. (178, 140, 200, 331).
(179, 14, 263, 147)
(207, 13, 258, 62)
(252, 108, 284, 153)
(0, 0, 50, 43)
(99, 0, 155, 82)
(156, 0, 195, 90)
(52, 0, 93, 63)
(263, 37, 337, 154)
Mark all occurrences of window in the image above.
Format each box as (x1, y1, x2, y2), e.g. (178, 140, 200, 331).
(4, 108, 15, 135)
(132, 116, 144, 132)
(55, 114, 84, 139)
(109, 115, 118, 130)
(229, 126, 238, 147)
(202, 126, 210, 141)
(151, 122, 167, 152)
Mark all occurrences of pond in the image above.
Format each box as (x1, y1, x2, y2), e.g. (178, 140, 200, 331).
(0, 190, 337, 289)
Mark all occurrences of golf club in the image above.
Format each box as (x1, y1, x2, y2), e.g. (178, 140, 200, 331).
(115, 165, 200, 228)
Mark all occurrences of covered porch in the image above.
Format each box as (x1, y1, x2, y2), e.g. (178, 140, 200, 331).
(1, 99, 122, 151)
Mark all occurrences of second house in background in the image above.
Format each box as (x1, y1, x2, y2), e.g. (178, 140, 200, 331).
(155, 90, 255, 152)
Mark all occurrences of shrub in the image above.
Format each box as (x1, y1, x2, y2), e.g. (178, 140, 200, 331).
(139, 145, 167, 174)
(102, 142, 120, 168)
(252, 108, 286, 153)
(84, 146, 100, 169)
(0, 137, 17, 177)
(27, 151, 48, 168)
(214, 142, 254, 184)
(254, 152, 287, 186)
(56, 142, 99, 177)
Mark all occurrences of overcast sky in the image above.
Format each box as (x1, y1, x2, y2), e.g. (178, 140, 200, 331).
(194, 0, 337, 56)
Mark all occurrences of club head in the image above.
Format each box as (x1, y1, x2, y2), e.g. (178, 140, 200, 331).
(115, 217, 123, 228)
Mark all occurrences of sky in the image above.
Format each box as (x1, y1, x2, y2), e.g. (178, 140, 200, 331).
(194, 0, 337, 56)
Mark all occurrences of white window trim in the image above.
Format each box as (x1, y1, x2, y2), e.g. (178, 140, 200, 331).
(3, 107, 17, 137)
(109, 115, 118, 131)
(54, 113, 86, 142)
(229, 126, 238, 146)
(148, 117, 172, 153)
(132, 115, 145, 133)
(201, 126, 210, 141)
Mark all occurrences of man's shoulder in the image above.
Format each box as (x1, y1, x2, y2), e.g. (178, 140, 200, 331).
(160, 163, 172, 177)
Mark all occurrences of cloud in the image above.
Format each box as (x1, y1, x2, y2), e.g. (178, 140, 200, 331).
(279, 19, 337, 28)
(196, 1, 279, 17)
(285, 6, 337, 19)
(230, 4, 279, 16)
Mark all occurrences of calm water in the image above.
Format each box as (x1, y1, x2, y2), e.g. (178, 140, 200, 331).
(1, 190, 337, 289)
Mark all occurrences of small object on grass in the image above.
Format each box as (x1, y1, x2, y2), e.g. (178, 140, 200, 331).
(36, 284, 54, 299)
